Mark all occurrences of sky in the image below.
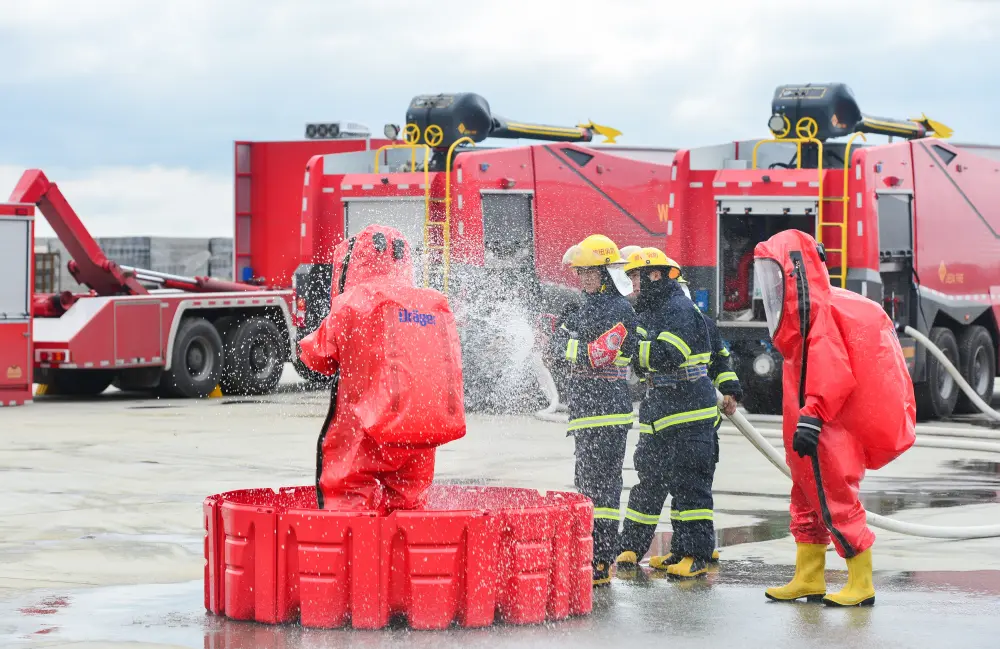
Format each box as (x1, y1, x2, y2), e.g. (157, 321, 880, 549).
(1, 0, 998, 238)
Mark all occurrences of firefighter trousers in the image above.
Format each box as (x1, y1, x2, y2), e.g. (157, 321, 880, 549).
(619, 423, 716, 561)
(574, 425, 630, 566)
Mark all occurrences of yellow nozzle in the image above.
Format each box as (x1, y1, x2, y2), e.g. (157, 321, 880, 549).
(578, 120, 623, 144)
(912, 113, 954, 139)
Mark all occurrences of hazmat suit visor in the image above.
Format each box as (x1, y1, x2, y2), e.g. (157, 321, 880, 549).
(606, 265, 633, 296)
(754, 258, 784, 337)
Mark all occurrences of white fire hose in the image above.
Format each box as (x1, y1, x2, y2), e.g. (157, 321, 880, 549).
(531, 325, 1000, 539)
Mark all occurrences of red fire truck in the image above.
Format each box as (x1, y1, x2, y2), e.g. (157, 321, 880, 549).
(666, 83, 1000, 420)
(13, 170, 299, 398)
(288, 86, 1000, 420)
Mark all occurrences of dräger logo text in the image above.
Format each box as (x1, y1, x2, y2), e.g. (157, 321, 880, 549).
(398, 308, 436, 326)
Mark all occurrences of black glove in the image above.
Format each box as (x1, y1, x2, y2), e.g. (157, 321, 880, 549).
(792, 415, 823, 458)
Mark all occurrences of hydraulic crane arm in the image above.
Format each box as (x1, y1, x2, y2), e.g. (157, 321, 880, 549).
(9, 169, 148, 296)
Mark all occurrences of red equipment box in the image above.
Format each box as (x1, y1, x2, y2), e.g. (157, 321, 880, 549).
(204, 485, 594, 630)
(0, 203, 34, 407)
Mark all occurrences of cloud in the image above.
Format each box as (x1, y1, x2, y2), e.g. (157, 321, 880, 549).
(0, 165, 231, 238)
(0, 0, 998, 239)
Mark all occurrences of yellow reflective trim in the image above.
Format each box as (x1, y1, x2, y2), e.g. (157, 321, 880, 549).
(652, 406, 719, 432)
(670, 508, 714, 522)
(638, 341, 651, 369)
(714, 371, 738, 387)
(625, 508, 661, 525)
(679, 352, 712, 368)
(718, 347, 730, 357)
(614, 354, 632, 367)
(636, 326, 649, 338)
(567, 412, 636, 432)
(638, 423, 654, 434)
(656, 331, 692, 357)
(594, 507, 620, 521)
(565, 339, 579, 363)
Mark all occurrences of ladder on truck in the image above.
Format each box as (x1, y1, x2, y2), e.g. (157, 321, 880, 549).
(374, 134, 475, 293)
(752, 117, 867, 289)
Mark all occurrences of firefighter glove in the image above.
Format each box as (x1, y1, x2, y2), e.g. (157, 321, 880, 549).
(792, 415, 823, 458)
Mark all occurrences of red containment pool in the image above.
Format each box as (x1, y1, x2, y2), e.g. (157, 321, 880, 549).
(203, 485, 594, 630)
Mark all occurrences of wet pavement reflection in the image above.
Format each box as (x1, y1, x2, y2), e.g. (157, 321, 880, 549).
(3, 568, 999, 649)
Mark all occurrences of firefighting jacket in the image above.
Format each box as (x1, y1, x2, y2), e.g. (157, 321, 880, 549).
(550, 288, 639, 433)
(633, 280, 718, 434)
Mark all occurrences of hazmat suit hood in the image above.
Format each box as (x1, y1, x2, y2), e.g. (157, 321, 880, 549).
(753, 229, 831, 360)
(332, 225, 415, 297)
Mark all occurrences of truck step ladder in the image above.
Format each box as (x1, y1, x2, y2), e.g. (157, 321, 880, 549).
(751, 123, 866, 289)
(422, 136, 475, 293)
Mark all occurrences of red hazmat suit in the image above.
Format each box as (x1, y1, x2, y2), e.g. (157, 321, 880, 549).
(753, 230, 916, 558)
(298, 225, 466, 514)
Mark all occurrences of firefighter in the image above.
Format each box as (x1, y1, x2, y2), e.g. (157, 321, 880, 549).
(298, 225, 467, 513)
(614, 247, 719, 579)
(755, 230, 915, 607)
(550, 235, 638, 587)
(616, 247, 739, 570)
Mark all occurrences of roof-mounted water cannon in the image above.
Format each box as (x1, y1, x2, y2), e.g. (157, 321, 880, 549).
(403, 93, 622, 153)
(766, 83, 953, 142)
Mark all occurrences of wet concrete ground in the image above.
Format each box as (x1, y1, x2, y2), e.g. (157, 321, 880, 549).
(1, 366, 999, 647)
(4, 567, 1000, 648)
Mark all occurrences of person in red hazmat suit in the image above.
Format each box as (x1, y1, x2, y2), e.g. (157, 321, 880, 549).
(753, 229, 916, 607)
(297, 224, 466, 514)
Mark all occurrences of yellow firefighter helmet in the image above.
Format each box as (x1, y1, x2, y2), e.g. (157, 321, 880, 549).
(566, 234, 625, 268)
(623, 247, 683, 280)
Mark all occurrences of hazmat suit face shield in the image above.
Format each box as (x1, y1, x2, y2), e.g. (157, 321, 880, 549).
(754, 258, 785, 337)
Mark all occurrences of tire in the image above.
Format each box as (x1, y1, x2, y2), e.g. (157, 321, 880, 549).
(160, 317, 224, 398)
(49, 369, 114, 396)
(220, 316, 285, 396)
(954, 325, 996, 415)
(915, 326, 960, 420)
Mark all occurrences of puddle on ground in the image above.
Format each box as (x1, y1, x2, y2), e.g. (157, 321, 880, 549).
(945, 459, 1000, 477)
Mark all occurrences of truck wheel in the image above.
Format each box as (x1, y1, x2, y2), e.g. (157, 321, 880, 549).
(954, 325, 995, 414)
(915, 326, 960, 420)
(220, 316, 285, 396)
(49, 369, 114, 396)
(160, 317, 224, 398)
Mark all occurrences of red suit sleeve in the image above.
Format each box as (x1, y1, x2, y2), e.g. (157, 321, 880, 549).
(298, 317, 341, 376)
(800, 323, 857, 424)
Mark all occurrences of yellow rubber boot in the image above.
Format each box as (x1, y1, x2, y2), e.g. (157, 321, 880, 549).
(823, 548, 876, 607)
(593, 562, 612, 587)
(651, 549, 720, 570)
(666, 556, 709, 578)
(616, 551, 638, 567)
(765, 543, 828, 602)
